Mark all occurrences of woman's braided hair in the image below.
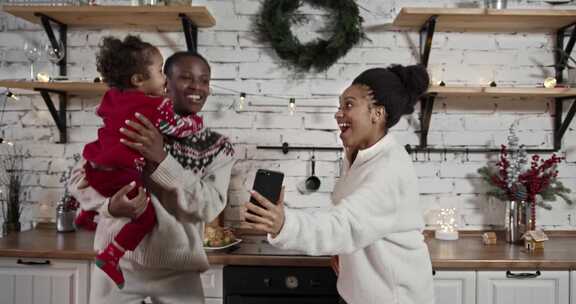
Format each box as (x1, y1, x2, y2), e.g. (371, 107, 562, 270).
(352, 64, 429, 129)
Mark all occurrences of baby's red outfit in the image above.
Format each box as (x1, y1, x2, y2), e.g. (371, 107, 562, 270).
(79, 88, 203, 288)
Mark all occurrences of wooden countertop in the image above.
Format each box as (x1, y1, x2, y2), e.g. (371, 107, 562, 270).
(427, 232, 576, 270)
(1, 229, 576, 269)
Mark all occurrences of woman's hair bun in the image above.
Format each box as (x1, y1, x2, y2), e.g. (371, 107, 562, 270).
(389, 64, 429, 96)
(388, 64, 429, 114)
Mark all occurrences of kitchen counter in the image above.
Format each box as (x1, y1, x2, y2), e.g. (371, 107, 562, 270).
(1, 229, 576, 269)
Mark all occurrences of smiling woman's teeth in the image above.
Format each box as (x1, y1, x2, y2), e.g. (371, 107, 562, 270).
(188, 94, 201, 103)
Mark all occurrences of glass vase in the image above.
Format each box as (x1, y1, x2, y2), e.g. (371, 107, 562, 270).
(505, 200, 530, 244)
(485, 0, 507, 9)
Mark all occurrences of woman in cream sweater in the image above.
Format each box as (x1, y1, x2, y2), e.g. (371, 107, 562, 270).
(244, 64, 435, 304)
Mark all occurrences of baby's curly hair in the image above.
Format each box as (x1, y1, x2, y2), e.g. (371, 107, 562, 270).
(96, 35, 158, 90)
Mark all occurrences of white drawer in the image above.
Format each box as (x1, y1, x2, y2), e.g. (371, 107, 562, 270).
(201, 265, 223, 298)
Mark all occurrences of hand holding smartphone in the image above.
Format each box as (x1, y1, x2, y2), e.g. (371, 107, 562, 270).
(247, 169, 284, 222)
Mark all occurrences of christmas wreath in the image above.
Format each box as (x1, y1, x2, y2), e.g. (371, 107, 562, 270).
(255, 0, 366, 72)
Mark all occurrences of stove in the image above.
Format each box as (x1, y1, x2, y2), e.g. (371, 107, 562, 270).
(221, 236, 340, 304)
(224, 265, 339, 304)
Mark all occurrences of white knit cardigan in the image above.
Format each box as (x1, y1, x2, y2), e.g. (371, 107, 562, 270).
(269, 134, 434, 304)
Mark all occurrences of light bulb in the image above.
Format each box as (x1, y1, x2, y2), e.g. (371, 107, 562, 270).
(37, 72, 50, 83)
(6, 91, 19, 101)
(236, 92, 246, 111)
(289, 98, 296, 115)
(0, 138, 13, 146)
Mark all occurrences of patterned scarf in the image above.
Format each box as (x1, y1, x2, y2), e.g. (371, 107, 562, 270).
(164, 128, 234, 174)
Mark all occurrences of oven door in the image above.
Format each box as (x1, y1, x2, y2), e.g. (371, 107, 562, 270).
(224, 266, 339, 304)
(226, 295, 340, 304)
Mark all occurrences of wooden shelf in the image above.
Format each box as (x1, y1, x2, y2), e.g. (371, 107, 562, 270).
(429, 85, 576, 97)
(1, 5, 215, 30)
(0, 80, 107, 95)
(393, 7, 576, 32)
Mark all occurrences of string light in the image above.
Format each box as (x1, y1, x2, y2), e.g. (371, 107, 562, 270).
(5, 91, 19, 101)
(0, 138, 14, 146)
(210, 84, 335, 102)
(236, 92, 246, 112)
(210, 83, 335, 114)
(36, 72, 50, 83)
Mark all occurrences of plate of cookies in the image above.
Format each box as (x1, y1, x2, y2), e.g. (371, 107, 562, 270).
(203, 225, 242, 251)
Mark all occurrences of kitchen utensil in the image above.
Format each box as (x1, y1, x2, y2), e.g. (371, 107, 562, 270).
(298, 154, 321, 194)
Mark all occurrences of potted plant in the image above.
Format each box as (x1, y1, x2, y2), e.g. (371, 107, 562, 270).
(477, 126, 572, 243)
(55, 154, 81, 232)
(0, 145, 28, 235)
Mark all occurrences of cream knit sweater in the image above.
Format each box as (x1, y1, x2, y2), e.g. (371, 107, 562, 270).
(70, 130, 235, 272)
(269, 134, 434, 304)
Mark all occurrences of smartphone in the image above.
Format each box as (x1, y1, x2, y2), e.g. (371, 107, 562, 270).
(247, 169, 284, 222)
(250, 169, 284, 205)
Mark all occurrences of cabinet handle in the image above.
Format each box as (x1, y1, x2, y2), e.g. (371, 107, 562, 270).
(17, 259, 51, 266)
(506, 270, 541, 279)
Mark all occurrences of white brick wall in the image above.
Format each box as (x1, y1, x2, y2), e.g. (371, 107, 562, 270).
(1, 0, 575, 233)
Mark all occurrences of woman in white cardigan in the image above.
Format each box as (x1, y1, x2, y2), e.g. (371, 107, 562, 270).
(244, 64, 435, 304)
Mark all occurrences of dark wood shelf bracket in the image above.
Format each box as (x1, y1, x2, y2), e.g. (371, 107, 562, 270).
(419, 93, 437, 149)
(179, 13, 198, 52)
(419, 15, 437, 67)
(36, 13, 67, 77)
(553, 23, 576, 151)
(34, 13, 68, 143)
(554, 96, 576, 151)
(555, 22, 576, 81)
(36, 88, 67, 143)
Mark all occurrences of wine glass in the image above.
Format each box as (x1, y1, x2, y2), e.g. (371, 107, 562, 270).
(23, 42, 41, 80)
(44, 40, 65, 79)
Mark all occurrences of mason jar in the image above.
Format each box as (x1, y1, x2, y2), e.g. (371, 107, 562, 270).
(56, 204, 76, 233)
